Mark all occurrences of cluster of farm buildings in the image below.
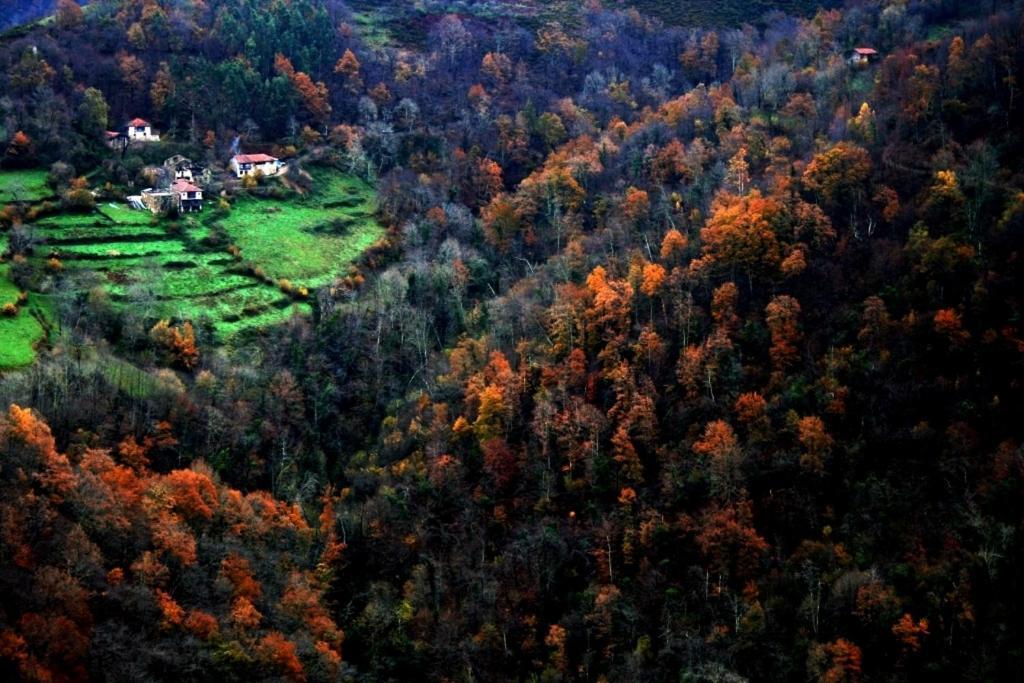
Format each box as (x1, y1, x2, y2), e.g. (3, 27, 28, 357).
(105, 118, 286, 215)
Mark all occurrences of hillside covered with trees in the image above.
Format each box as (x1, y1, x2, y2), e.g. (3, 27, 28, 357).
(1, 0, 1023, 680)
(0, 1, 63, 31)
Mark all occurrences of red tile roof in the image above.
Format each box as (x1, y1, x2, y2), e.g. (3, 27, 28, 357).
(853, 47, 878, 55)
(127, 118, 151, 127)
(106, 131, 122, 138)
(171, 179, 202, 194)
(232, 153, 278, 164)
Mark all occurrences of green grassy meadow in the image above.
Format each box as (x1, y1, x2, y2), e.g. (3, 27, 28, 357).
(0, 169, 52, 203)
(0, 265, 51, 369)
(0, 264, 19, 306)
(215, 171, 382, 288)
(10, 167, 382, 350)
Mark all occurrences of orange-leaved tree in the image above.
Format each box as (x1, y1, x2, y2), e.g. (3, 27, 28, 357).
(694, 191, 783, 281)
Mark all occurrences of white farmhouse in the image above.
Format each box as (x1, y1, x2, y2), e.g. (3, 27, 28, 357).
(230, 153, 282, 178)
(124, 118, 160, 142)
(171, 179, 203, 212)
(849, 47, 879, 67)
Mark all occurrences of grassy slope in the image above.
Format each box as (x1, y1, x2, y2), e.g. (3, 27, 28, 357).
(352, 10, 395, 47)
(0, 169, 52, 203)
(0, 265, 20, 307)
(0, 312, 45, 369)
(19, 168, 381, 344)
(0, 266, 49, 369)
(216, 171, 383, 288)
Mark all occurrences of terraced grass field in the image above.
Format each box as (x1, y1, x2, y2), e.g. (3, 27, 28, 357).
(0, 265, 51, 369)
(0, 169, 51, 203)
(215, 171, 382, 288)
(18, 167, 382, 345)
(0, 265, 19, 307)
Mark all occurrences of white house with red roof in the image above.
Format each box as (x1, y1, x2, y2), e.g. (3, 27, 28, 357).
(171, 178, 203, 212)
(849, 47, 880, 66)
(105, 118, 159, 149)
(230, 153, 283, 178)
(124, 118, 160, 142)
(137, 178, 204, 215)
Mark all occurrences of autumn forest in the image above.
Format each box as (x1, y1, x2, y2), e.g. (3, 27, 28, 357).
(0, 0, 1023, 680)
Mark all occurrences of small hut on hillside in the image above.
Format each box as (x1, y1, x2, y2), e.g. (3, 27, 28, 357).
(124, 118, 160, 142)
(849, 47, 879, 66)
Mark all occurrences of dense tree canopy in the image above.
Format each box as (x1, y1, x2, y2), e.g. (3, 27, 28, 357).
(1, 0, 1024, 680)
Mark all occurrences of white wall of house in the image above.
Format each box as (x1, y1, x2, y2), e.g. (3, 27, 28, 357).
(177, 190, 203, 212)
(231, 159, 281, 178)
(127, 125, 160, 142)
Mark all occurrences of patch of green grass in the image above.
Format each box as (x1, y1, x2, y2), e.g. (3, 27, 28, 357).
(155, 270, 256, 299)
(0, 274, 50, 370)
(0, 265, 21, 307)
(215, 170, 382, 288)
(99, 356, 166, 399)
(927, 24, 956, 41)
(178, 284, 283, 315)
(35, 224, 169, 242)
(0, 311, 45, 369)
(212, 301, 313, 341)
(35, 213, 112, 228)
(107, 265, 256, 299)
(67, 254, 178, 272)
(53, 240, 188, 259)
(101, 203, 163, 226)
(32, 209, 166, 243)
(0, 169, 51, 203)
(352, 10, 395, 47)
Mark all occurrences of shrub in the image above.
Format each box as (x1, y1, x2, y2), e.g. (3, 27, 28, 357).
(9, 255, 33, 288)
(0, 204, 23, 228)
(63, 177, 95, 211)
(26, 201, 59, 223)
(2, 303, 17, 317)
(47, 161, 75, 190)
(277, 279, 309, 300)
(149, 319, 199, 370)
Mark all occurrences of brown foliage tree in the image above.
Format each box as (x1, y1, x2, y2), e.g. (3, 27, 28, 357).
(695, 191, 783, 279)
(765, 295, 802, 373)
(334, 49, 363, 92)
(149, 320, 199, 370)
